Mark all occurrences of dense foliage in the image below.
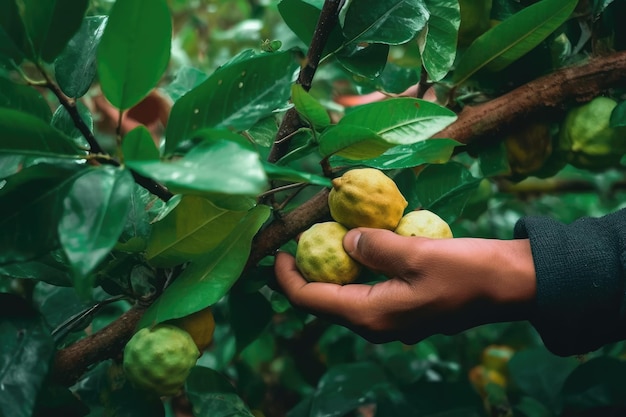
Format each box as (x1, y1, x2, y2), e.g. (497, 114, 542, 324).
(2, 0, 626, 416)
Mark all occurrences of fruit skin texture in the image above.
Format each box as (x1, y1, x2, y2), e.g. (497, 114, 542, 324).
(295, 222, 361, 285)
(123, 324, 200, 396)
(394, 210, 453, 239)
(559, 97, 626, 170)
(328, 168, 408, 230)
(168, 307, 215, 352)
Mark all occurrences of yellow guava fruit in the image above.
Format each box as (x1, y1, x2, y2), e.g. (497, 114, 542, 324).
(295, 222, 361, 285)
(123, 324, 200, 396)
(559, 97, 626, 170)
(481, 344, 515, 375)
(328, 168, 408, 230)
(394, 210, 453, 239)
(469, 365, 507, 399)
(168, 307, 215, 352)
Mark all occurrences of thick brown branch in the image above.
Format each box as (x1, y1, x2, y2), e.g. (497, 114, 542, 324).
(267, 0, 343, 164)
(52, 304, 147, 386)
(434, 51, 626, 144)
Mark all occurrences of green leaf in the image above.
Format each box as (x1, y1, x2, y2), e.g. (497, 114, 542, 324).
(55, 16, 108, 98)
(50, 103, 93, 149)
(342, 0, 429, 45)
(331, 138, 460, 169)
(162, 66, 208, 102)
(338, 98, 457, 144)
(277, 0, 345, 56)
(126, 139, 268, 198)
(0, 1, 28, 64)
(229, 291, 273, 353)
(58, 167, 134, 287)
(291, 84, 331, 129)
(97, 0, 171, 110)
(138, 204, 271, 327)
(122, 126, 160, 161)
(0, 108, 82, 158)
(610, 100, 626, 128)
(145, 195, 251, 268)
(418, 0, 460, 82)
(165, 50, 298, 152)
(0, 251, 73, 287)
(561, 357, 626, 411)
(359, 61, 419, 95)
(414, 162, 482, 223)
(0, 294, 55, 417)
(185, 367, 255, 417)
(17, 0, 89, 62)
(262, 162, 332, 187)
(0, 78, 51, 121)
(318, 125, 392, 159)
(453, 0, 577, 85)
(509, 347, 578, 414)
(335, 43, 390, 79)
(0, 163, 84, 264)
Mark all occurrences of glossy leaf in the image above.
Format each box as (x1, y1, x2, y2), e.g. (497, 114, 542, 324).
(291, 84, 330, 129)
(0, 163, 84, 263)
(165, 50, 298, 152)
(50, 103, 92, 149)
(331, 138, 460, 169)
(229, 291, 273, 352)
(338, 98, 457, 144)
(0, 78, 51, 121)
(146, 195, 250, 268)
(418, 0, 460, 81)
(122, 126, 160, 161)
(414, 162, 482, 223)
(127, 139, 268, 198)
(342, 0, 429, 45)
(0, 251, 73, 287)
(453, 0, 577, 85)
(277, 0, 345, 56)
(186, 367, 255, 417)
(0, 294, 55, 417)
(361, 61, 420, 95)
(610, 100, 626, 128)
(138, 204, 271, 327)
(162, 66, 208, 102)
(262, 162, 332, 187)
(318, 125, 392, 159)
(0, 109, 81, 158)
(97, 0, 171, 110)
(335, 43, 390, 79)
(58, 167, 134, 285)
(0, 1, 27, 64)
(17, 0, 89, 62)
(55, 16, 108, 98)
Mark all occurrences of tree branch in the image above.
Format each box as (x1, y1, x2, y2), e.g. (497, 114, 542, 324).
(51, 51, 626, 387)
(434, 51, 626, 144)
(267, 0, 343, 164)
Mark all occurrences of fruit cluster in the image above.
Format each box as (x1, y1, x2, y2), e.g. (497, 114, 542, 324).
(295, 168, 453, 285)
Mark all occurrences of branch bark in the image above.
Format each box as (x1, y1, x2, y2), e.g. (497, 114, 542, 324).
(267, 0, 343, 164)
(51, 51, 626, 386)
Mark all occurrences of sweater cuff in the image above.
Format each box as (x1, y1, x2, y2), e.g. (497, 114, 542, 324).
(514, 211, 626, 356)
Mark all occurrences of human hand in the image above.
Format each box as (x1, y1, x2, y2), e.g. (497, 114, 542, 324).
(275, 228, 536, 344)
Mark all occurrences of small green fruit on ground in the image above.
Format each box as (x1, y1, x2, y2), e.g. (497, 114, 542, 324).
(123, 324, 200, 396)
(329, 168, 408, 230)
(394, 210, 453, 239)
(296, 222, 361, 285)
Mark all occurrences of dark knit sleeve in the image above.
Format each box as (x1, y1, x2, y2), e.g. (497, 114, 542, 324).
(514, 208, 626, 356)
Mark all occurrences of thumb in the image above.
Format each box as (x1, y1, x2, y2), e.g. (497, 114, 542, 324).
(343, 228, 420, 277)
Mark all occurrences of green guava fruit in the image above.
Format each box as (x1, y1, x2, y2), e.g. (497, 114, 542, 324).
(123, 324, 200, 396)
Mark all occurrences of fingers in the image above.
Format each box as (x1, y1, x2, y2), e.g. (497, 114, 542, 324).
(274, 251, 370, 318)
(343, 228, 423, 277)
